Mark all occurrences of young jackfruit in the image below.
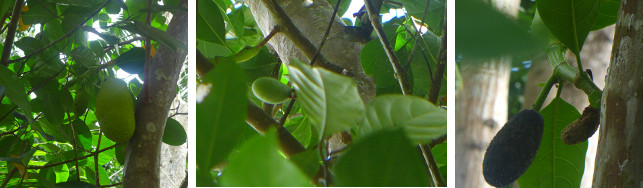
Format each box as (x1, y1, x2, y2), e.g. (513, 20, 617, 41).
(96, 78, 136, 143)
(561, 106, 600, 145)
(483, 109, 544, 187)
(252, 77, 292, 104)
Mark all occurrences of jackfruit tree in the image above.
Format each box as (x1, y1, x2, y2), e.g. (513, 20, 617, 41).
(196, 0, 447, 186)
(0, 0, 187, 187)
(457, 0, 642, 187)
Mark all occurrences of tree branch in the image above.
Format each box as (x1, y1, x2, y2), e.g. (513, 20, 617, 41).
(364, 0, 412, 95)
(427, 8, 447, 104)
(1, 0, 25, 67)
(28, 144, 120, 169)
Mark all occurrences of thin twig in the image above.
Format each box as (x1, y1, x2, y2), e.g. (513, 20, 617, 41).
(28, 144, 120, 169)
(427, 7, 447, 104)
(419, 144, 446, 186)
(364, 0, 411, 95)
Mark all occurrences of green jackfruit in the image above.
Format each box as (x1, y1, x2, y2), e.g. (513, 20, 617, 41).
(252, 77, 292, 104)
(96, 78, 135, 143)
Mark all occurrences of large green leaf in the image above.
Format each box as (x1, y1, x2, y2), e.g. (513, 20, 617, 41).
(518, 98, 587, 187)
(196, 62, 248, 170)
(28, 77, 64, 127)
(162, 117, 187, 146)
(334, 128, 431, 186)
(22, 1, 56, 25)
(0, 67, 33, 123)
(455, 0, 536, 57)
(220, 130, 312, 186)
(590, 0, 620, 30)
(360, 95, 446, 143)
(537, 0, 600, 55)
(197, 0, 226, 45)
(287, 60, 365, 140)
(116, 47, 145, 75)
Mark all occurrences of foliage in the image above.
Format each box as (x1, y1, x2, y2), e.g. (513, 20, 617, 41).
(0, 0, 187, 187)
(196, 0, 447, 186)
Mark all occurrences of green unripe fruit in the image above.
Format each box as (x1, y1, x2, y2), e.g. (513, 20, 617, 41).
(96, 78, 136, 143)
(252, 77, 292, 104)
(483, 109, 544, 187)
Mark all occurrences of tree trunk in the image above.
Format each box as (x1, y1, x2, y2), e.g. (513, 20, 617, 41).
(522, 26, 613, 188)
(455, 0, 518, 187)
(593, 1, 643, 187)
(122, 0, 188, 187)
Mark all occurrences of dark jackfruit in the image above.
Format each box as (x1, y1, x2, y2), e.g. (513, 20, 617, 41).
(483, 109, 544, 187)
(561, 106, 600, 145)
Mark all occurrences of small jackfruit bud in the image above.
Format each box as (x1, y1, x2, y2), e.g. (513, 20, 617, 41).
(561, 106, 600, 145)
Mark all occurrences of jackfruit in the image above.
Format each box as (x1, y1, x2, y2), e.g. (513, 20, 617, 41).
(483, 109, 544, 187)
(252, 77, 292, 104)
(561, 106, 600, 145)
(96, 78, 135, 143)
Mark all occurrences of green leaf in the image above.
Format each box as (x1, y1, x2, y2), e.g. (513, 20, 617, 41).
(43, 0, 94, 7)
(196, 62, 248, 170)
(518, 97, 587, 187)
(220, 130, 312, 186)
(197, 0, 226, 45)
(432, 142, 447, 167)
(361, 40, 403, 94)
(537, 0, 600, 55)
(55, 181, 99, 188)
(72, 118, 93, 152)
(104, 0, 122, 14)
(162, 117, 187, 146)
(360, 95, 446, 143)
(287, 60, 365, 140)
(22, 1, 56, 25)
(28, 77, 64, 126)
(116, 47, 145, 75)
(327, 0, 352, 19)
(289, 148, 321, 179)
(0, 67, 33, 123)
(334, 128, 431, 186)
(228, 7, 245, 38)
(70, 47, 98, 68)
(401, 0, 444, 36)
(455, 0, 536, 57)
(591, 0, 620, 30)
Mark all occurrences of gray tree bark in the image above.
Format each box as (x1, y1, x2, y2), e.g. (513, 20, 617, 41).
(245, 0, 375, 102)
(592, 0, 643, 186)
(122, 0, 187, 187)
(455, 0, 519, 187)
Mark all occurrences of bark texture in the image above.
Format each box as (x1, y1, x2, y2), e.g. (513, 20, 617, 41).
(593, 0, 643, 186)
(122, 0, 187, 186)
(245, 0, 375, 102)
(455, 0, 519, 187)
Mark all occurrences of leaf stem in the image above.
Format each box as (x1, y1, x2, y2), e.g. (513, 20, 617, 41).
(531, 74, 557, 111)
